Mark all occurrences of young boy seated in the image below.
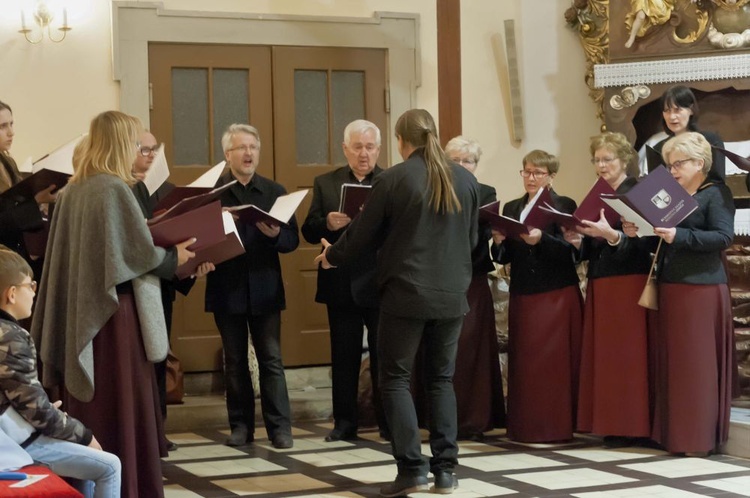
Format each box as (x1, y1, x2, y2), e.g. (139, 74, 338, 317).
(0, 246, 121, 498)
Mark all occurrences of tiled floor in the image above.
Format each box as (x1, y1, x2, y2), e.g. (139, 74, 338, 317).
(162, 424, 750, 497)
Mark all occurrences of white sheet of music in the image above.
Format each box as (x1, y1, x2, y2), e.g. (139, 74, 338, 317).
(143, 144, 169, 195)
(268, 189, 309, 223)
(32, 134, 85, 175)
(16, 157, 33, 174)
(189, 161, 226, 188)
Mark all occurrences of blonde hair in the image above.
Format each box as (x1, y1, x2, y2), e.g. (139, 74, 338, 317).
(395, 109, 461, 214)
(589, 132, 639, 177)
(70, 111, 142, 186)
(523, 149, 559, 175)
(0, 245, 32, 296)
(662, 131, 712, 174)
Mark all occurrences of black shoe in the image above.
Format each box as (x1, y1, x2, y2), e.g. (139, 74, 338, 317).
(271, 433, 294, 449)
(166, 439, 179, 452)
(432, 472, 458, 494)
(379, 475, 428, 497)
(225, 427, 251, 447)
(325, 428, 357, 442)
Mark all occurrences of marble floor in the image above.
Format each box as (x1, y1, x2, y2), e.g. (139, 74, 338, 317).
(162, 423, 750, 498)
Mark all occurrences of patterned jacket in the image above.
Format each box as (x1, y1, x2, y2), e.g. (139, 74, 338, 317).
(0, 310, 92, 446)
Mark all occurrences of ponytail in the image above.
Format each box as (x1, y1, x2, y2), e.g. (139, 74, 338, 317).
(395, 109, 462, 214)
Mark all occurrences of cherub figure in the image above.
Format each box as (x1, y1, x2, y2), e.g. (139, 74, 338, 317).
(625, 0, 677, 48)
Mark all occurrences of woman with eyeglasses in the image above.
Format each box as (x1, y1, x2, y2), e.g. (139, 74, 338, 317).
(574, 132, 653, 448)
(622, 132, 735, 457)
(649, 85, 725, 184)
(0, 100, 57, 275)
(31, 111, 197, 497)
(491, 150, 582, 443)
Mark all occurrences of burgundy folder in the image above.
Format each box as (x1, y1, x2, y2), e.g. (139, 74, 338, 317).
(479, 201, 530, 239)
(154, 186, 211, 213)
(148, 201, 225, 253)
(600, 166, 699, 236)
(0, 169, 69, 202)
(174, 221, 245, 279)
(539, 177, 619, 229)
(712, 145, 750, 173)
(338, 184, 372, 218)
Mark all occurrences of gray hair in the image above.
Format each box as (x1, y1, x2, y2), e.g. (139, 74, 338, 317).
(662, 131, 712, 174)
(221, 123, 261, 153)
(445, 136, 483, 163)
(343, 119, 381, 146)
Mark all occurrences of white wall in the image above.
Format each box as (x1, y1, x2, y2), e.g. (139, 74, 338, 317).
(0, 0, 599, 201)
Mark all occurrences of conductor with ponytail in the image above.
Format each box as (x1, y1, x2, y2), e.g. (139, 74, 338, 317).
(316, 109, 479, 496)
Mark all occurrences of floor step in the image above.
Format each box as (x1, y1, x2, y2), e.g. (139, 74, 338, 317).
(724, 407, 750, 459)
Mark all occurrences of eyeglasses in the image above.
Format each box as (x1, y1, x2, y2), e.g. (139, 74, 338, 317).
(138, 145, 161, 157)
(13, 280, 37, 292)
(228, 144, 259, 154)
(519, 169, 549, 179)
(667, 158, 694, 171)
(591, 157, 617, 166)
(451, 158, 477, 166)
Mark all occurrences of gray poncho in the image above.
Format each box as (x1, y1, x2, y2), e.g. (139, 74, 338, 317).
(31, 174, 169, 402)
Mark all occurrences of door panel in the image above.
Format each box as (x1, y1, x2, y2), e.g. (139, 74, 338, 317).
(273, 46, 388, 366)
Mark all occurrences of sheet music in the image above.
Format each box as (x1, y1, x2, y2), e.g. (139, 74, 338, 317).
(143, 144, 169, 195)
(16, 157, 33, 174)
(32, 134, 85, 175)
(268, 189, 309, 222)
(189, 161, 226, 188)
(724, 140, 750, 175)
(601, 197, 655, 237)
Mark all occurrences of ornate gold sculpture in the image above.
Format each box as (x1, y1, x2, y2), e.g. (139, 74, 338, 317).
(565, 0, 610, 123)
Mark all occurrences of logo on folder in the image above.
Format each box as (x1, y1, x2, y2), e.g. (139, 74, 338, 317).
(651, 189, 672, 209)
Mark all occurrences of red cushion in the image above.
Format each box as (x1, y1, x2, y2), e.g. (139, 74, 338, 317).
(0, 465, 82, 497)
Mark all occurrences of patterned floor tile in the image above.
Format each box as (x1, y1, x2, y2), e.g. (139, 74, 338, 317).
(290, 447, 393, 467)
(211, 473, 332, 495)
(506, 468, 637, 490)
(555, 447, 667, 463)
(572, 484, 712, 497)
(460, 453, 567, 472)
(620, 458, 750, 478)
(176, 457, 285, 477)
(693, 475, 750, 496)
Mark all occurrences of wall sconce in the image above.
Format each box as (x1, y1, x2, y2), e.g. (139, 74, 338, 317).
(19, 1, 72, 44)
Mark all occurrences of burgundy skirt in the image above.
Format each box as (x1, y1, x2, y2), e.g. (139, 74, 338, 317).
(65, 293, 166, 498)
(577, 274, 651, 437)
(452, 274, 506, 437)
(507, 285, 583, 443)
(651, 283, 735, 454)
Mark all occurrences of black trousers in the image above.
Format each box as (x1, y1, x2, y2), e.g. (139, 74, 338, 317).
(213, 311, 292, 439)
(378, 311, 463, 477)
(327, 304, 388, 434)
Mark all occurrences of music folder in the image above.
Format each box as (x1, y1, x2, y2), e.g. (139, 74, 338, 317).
(338, 184, 372, 218)
(150, 181, 236, 222)
(713, 145, 750, 173)
(148, 201, 225, 254)
(538, 177, 619, 230)
(600, 165, 699, 237)
(478, 201, 530, 239)
(0, 134, 84, 202)
(152, 160, 228, 213)
(229, 190, 309, 227)
(174, 211, 245, 280)
(645, 144, 664, 173)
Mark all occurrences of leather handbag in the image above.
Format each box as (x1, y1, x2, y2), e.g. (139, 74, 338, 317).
(165, 350, 185, 405)
(638, 239, 663, 310)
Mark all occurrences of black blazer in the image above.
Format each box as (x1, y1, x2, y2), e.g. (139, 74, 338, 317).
(473, 183, 497, 276)
(582, 176, 652, 279)
(652, 130, 725, 183)
(204, 172, 299, 315)
(327, 149, 480, 320)
(0, 154, 44, 257)
(493, 189, 580, 295)
(301, 165, 382, 308)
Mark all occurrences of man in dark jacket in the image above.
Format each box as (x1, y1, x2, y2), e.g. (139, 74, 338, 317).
(301, 120, 388, 442)
(205, 124, 298, 449)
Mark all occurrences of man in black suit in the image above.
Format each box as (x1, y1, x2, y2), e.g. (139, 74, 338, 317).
(301, 119, 388, 442)
(205, 124, 299, 449)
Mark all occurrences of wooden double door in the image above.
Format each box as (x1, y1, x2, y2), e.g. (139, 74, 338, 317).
(148, 43, 388, 371)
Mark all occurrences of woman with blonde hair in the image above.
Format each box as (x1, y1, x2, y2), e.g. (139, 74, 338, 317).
(575, 132, 652, 447)
(623, 131, 735, 456)
(316, 109, 479, 496)
(31, 110, 196, 497)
